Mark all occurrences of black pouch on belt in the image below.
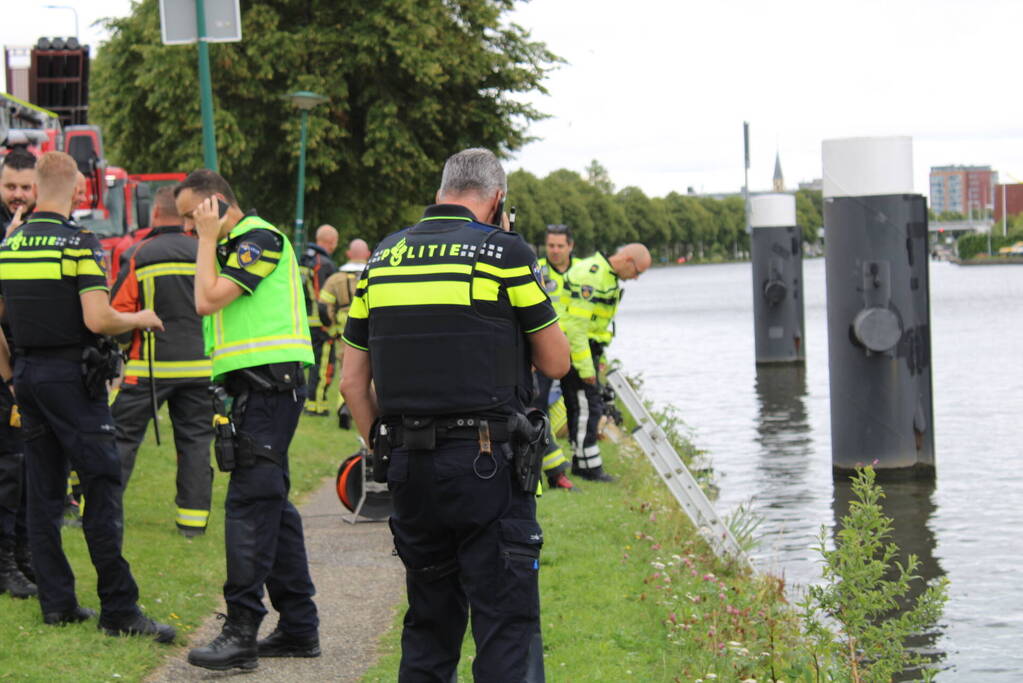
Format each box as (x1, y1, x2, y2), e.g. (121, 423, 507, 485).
(402, 416, 436, 450)
(209, 384, 237, 472)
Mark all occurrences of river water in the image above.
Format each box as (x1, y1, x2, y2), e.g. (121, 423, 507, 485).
(612, 258, 1022, 680)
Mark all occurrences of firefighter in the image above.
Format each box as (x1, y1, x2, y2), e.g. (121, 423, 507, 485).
(317, 238, 369, 427)
(109, 186, 214, 537)
(300, 224, 338, 416)
(534, 223, 579, 491)
(561, 242, 651, 481)
(341, 148, 569, 681)
(176, 169, 319, 671)
(0, 151, 174, 640)
(0, 148, 35, 594)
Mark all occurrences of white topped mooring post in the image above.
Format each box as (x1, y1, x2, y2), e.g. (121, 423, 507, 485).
(822, 136, 935, 480)
(750, 193, 805, 364)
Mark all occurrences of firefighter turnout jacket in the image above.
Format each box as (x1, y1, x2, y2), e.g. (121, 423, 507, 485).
(562, 252, 621, 378)
(318, 262, 362, 337)
(300, 243, 336, 329)
(342, 204, 558, 418)
(110, 225, 210, 383)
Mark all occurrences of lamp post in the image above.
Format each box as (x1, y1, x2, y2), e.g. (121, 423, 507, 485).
(43, 4, 79, 40)
(286, 90, 328, 254)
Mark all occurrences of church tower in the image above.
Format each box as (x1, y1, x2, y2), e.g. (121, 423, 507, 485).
(772, 151, 785, 192)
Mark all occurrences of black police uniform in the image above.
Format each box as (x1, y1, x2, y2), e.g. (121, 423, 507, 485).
(299, 243, 336, 414)
(205, 221, 317, 639)
(343, 204, 557, 682)
(0, 212, 145, 624)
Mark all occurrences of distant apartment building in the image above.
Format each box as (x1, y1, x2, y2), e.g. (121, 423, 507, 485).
(929, 166, 997, 215)
(993, 184, 1023, 222)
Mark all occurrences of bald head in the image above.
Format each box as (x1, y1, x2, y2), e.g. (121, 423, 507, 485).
(608, 243, 651, 280)
(73, 172, 87, 207)
(347, 238, 370, 262)
(35, 152, 78, 215)
(316, 224, 339, 255)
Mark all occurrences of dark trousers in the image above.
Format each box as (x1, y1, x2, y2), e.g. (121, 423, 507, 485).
(305, 328, 334, 412)
(112, 380, 214, 531)
(223, 387, 318, 636)
(15, 356, 140, 620)
(389, 440, 545, 683)
(0, 412, 26, 540)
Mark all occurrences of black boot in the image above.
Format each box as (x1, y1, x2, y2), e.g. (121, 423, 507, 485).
(571, 464, 616, 482)
(99, 610, 176, 643)
(0, 539, 36, 599)
(257, 625, 321, 658)
(188, 607, 260, 671)
(14, 542, 34, 583)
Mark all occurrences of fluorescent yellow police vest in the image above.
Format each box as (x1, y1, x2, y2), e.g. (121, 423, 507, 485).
(203, 216, 313, 381)
(538, 256, 572, 317)
(565, 252, 620, 344)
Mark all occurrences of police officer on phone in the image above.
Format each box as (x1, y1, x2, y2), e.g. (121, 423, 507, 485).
(0, 152, 174, 640)
(175, 169, 319, 672)
(341, 148, 569, 682)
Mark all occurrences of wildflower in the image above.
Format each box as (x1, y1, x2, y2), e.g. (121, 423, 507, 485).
(651, 561, 665, 569)
(702, 573, 716, 581)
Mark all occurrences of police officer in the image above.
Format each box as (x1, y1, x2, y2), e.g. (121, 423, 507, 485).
(175, 169, 319, 671)
(341, 148, 569, 682)
(561, 243, 651, 481)
(0, 151, 174, 640)
(533, 223, 580, 491)
(0, 149, 35, 588)
(110, 186, 214, 537)
(300, 224, 338, 416)
(0, 148, 36, 234)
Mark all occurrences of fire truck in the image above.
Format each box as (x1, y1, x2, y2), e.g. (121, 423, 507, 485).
(1, 91, 185, 273)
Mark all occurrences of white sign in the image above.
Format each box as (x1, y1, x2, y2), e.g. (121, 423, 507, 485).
(160, 0, 242, 45)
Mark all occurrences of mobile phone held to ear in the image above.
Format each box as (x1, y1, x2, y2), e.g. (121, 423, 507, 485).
(491, 197, 505, 226)
(217, 198, 230, 218)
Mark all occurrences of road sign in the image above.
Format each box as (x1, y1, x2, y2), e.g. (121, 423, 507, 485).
(160, 0, 242, 45)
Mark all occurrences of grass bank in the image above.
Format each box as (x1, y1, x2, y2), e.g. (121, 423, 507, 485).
(361, 428, 812, 682)
(0, 406, 358, 682)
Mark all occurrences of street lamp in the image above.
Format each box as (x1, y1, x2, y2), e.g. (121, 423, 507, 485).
(43, 5, 79, 40)
(285, 90, 328, 255)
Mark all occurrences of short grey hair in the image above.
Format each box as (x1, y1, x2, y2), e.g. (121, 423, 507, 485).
(438, 148, 506, 199)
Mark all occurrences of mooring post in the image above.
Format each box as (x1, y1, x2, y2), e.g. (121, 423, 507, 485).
(750, 193, 805, 365)
(822, 136, 935, 480)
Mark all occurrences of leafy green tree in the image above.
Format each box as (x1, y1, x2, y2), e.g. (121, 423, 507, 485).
(795, 189, 823, 244)
(585, 159, 615, 194)
(91, 0, 559, 243)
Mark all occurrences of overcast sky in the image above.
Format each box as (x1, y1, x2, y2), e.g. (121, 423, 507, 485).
(4, 0, 1022, 197)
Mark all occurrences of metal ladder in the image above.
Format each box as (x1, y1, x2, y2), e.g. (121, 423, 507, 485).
(605, 368, 752, 569)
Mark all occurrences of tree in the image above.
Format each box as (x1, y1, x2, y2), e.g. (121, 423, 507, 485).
(91, 0, 559, 243)
(795, 189, 823, 244)
(585, 159, 615, 194)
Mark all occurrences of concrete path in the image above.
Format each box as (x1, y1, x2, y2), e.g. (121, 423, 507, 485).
(145, 478, 404, 682)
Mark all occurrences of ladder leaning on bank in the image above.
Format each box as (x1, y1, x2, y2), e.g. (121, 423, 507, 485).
(605, 368, 753, 570)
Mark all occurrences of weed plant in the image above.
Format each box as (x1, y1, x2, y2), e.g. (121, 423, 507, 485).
(799, 467, 949, 682)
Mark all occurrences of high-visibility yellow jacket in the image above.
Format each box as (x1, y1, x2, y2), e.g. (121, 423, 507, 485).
(562, 252, 621, 377)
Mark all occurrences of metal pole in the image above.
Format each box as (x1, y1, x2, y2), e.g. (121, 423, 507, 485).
(293, 108, 310, 254)
(1003, 183, 1007, 236)
(195, 0, 218, 171)
(743, 122, 751, 234)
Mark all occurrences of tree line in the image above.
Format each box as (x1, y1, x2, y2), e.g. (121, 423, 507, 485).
(509, 161, 823, 262)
